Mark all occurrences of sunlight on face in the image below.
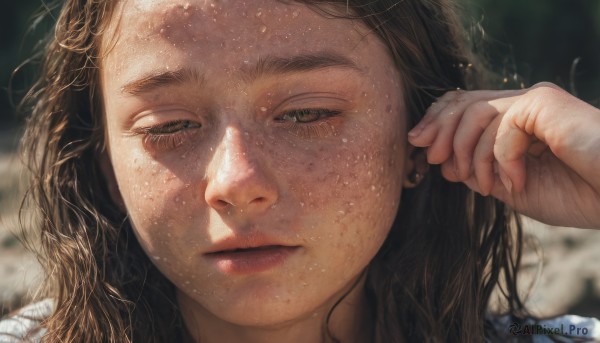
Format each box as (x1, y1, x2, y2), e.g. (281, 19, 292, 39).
(101, 0, 407, 329)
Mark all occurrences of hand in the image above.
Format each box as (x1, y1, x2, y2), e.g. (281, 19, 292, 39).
(408, 82, 600, 229)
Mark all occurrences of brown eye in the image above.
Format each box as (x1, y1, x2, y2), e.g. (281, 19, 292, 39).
(280, 109, 341, 123)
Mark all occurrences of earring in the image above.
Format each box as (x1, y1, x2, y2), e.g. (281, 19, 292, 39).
(408, 171, 424, 185)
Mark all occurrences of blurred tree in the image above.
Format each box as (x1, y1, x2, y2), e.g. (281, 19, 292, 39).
(0, 1, 42, 128)
(465, 0, 600, 103)
(1, 0, 599, 129)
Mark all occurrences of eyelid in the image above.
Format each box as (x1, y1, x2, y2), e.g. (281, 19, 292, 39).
(270, 92, 350, 115)
(127, 107, 201, 131)
(275, 108, 342, 139)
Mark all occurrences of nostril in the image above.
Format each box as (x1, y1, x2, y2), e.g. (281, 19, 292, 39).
(250, 197, 266, 205)
(216, 199, 229, 208)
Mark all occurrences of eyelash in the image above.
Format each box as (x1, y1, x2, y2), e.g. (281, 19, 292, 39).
(276, 108, 341, 139)
(133, 120, 201, 151)
(133, 108, 341, 151)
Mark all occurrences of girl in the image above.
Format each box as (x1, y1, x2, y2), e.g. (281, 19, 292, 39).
(1, 0, 599, 342)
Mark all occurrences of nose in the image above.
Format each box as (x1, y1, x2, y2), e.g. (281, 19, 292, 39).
(205, 127, 278, 214)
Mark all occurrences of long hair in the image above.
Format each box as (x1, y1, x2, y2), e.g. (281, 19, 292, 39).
(19, 0, 526, 342)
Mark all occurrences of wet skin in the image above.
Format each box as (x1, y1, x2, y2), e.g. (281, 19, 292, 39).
(101, 1, 410, 342)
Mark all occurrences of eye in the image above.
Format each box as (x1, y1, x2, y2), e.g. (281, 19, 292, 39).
(144, 120, 201, 134)
(132, 120, 202, 152)
(275, 108, 342, 139)
(277, 108, 341, 124)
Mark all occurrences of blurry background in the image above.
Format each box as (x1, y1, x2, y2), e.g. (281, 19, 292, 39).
(1, 0, 599, 319)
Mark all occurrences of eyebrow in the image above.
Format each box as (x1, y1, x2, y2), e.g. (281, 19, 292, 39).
(121, 68, 205, 95)
(121, 51, 361, 95)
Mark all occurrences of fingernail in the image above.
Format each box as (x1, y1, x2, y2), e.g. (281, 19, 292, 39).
(408, 126, 422, 137)
(499, 170, 512, 193)
(408, 121, 428, 137)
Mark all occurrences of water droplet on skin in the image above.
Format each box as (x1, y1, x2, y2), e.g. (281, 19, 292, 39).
(371, 185, 376, 191)
(300, 202, 304, 207)
(259, 25, 267, 33)
(182, 201, 186, 205)
(292, 10, 300, 18)
(260, 106, 267, 112)
(256, 9, 262, 17)
(342, 138, 348, 143)
(153, 256, 161, 260)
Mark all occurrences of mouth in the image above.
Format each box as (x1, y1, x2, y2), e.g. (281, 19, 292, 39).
(204, 245, 300, 275)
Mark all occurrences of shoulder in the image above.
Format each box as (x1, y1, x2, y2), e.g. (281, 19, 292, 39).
(0, 299, 54, 343)
(487, 313, 600, 343)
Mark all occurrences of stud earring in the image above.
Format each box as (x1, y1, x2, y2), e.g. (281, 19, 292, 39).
(408, 171, 425, 185)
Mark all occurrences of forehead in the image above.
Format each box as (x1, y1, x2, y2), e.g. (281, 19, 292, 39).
(102, 0, 389, 82)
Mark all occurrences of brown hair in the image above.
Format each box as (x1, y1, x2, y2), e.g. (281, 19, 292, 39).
(19, 0, 526, 342)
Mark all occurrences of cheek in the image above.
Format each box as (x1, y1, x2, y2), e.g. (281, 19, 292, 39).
(111, 150, 208, 253)
(287, 120, 405, 270)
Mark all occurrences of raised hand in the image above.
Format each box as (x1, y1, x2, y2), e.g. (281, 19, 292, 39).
(408, 83, 600, 228)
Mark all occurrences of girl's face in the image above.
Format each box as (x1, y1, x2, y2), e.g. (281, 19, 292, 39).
(102, 0, 409, 328)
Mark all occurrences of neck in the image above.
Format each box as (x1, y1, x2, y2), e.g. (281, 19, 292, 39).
(178, 273, 372, 343)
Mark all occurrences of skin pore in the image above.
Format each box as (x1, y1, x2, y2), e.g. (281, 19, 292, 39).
(100, 1, 412, 342)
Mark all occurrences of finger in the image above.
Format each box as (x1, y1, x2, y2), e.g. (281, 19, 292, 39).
(451, 99, 509, 180)
(408, 97, 454, 147)
(494, 109, 530, 193)
(440, 153, 460, 182)
(419, 91, 475, 163)
(413, 90, 522, 163)
(472, 115, 503, 195)
(461, 174, 483, 195)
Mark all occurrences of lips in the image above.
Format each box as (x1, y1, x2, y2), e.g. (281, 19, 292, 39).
(203, 236, 300, 275)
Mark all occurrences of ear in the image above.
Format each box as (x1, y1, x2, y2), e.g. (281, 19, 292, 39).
(99, 151, 126, 212)
(403, 146, 429, 188)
